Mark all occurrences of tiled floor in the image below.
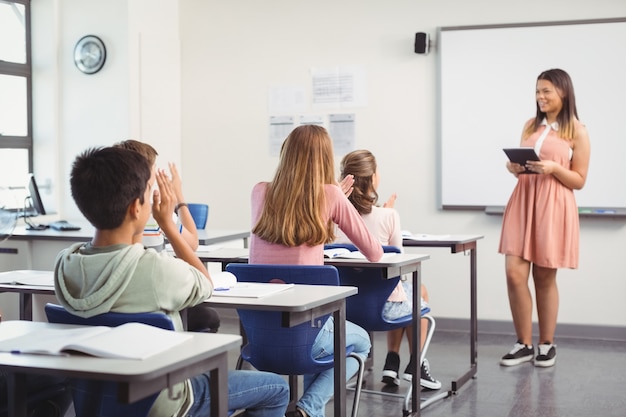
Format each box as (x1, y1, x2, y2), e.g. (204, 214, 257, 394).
(224, 315, 626, 417)
(64, 315, 626, 417)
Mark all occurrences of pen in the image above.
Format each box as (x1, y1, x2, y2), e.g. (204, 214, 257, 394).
(593, 209, 616, 214)
(214, 287, 230, 291)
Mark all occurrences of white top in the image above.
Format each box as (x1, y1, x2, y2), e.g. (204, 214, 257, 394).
(335, 206, 409, 302)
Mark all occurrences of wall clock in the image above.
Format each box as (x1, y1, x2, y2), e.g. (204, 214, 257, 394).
(73, 35, 106, 74)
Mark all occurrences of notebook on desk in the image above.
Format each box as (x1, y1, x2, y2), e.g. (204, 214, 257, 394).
(0, 270, 53, 287)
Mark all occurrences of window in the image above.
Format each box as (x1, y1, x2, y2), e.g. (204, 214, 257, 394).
(0, 0, 32, 208)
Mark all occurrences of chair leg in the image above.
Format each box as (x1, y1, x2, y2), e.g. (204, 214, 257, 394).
(404, 314, 438, 415)
(235, 355, 244, 370)
(419, 315, 436, 365)
(349, 353, 365, 417)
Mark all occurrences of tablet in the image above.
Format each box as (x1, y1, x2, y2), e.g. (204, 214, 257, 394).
(503, 147, 540, 174)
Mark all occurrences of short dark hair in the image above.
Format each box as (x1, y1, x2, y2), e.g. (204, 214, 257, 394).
(70, 147, 152, 229)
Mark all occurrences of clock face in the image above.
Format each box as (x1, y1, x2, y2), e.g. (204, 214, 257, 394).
(74, 35, 106, 74)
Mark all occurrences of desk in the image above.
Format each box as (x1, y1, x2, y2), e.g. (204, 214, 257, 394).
(0, 283, 52, 321)
(205, 284, 357, 417)
(8, 225, 250, 248)
(197, 249, 432, 416)
(403, 234, 483, 394)
(0, 229, 250, 320)
(0, 320, 241, 417)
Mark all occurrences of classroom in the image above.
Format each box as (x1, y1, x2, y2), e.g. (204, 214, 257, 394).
(1, 0, 626, 416)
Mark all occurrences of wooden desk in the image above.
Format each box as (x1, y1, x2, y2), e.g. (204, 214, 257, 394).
(205, 284, 357, 417)
(0, 320, 241, 417)
(403, 234, 483, 394)
(197, 249, 433, 416)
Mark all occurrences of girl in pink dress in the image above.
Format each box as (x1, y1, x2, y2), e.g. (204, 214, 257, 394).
(498, 69, 590, 367)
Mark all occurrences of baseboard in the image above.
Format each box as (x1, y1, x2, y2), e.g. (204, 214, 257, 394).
(215, 308, 626, 342)
(435, 317, 626, 342)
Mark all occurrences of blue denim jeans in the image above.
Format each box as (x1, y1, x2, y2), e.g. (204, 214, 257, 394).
(187, 370, 289, 417)
(297, 317, 371, 417)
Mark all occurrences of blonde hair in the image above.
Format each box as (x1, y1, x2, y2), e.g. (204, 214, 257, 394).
(253, 125, 336, 246)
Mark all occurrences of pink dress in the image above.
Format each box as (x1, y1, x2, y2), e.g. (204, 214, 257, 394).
(498, 123, 580, 269)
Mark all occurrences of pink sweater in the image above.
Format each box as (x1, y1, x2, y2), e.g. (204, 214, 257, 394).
(249, 182, 383, 265)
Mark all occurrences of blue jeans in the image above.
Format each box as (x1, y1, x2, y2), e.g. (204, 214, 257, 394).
(187, 370, 289, 417)
(298, 317, 371, 417)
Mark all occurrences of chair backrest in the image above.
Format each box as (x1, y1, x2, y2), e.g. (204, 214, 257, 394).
(225, 264, 343, 375)
(324, 244, 424, 331)
(44, 303, 175, 417)
(45, 304, 176, 330)
(187, 203, 209, 230)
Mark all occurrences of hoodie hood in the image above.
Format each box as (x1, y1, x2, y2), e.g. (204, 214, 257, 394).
(54, 242, 146, 318)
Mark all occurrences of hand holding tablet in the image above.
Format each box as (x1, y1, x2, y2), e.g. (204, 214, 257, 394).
(503, 147, 540, 174)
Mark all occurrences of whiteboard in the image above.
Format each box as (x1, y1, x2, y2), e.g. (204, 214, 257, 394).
(438, 19, 626, 209)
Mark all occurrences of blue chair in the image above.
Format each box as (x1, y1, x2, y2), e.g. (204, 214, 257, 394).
(324, 244, 437, 413)
(187, 203, 209, 230)
(225, 263, 365, 417)
(44, 303, 175, 417)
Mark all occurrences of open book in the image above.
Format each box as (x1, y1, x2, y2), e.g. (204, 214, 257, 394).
(401, 231, 451, 241)
(323, 248, 396, 260)
(211, 271, 238, 290)
(0, 270, 54, 287)
(211, 282, 295, 298)
(323, 248, 367, 259)
(0, 322, 192, 360)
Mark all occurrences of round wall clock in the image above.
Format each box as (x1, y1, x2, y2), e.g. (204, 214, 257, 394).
(73, 35, 106, 74)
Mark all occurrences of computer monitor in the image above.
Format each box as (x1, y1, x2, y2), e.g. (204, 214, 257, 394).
(27, 174, 47, 216)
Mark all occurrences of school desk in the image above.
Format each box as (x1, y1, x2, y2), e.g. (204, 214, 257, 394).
(0, 320, 240, 417)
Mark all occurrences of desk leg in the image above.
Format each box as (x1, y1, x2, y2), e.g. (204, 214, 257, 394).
(7, 372, 27, 417)
(410, 267, 421, 416)
(209, 352, 229, 417)
(20, 293, 32, 321)
(450, 247, 478, 392)
(333, 302, 347, 417)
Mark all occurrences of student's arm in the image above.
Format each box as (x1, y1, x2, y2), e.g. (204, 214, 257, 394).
(328, 185, 383, 262)
(168, 162, 199, 250)
(153, 169, 211, 282)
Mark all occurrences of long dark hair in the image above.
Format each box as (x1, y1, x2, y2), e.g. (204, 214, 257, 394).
(527, 68, 578, 140)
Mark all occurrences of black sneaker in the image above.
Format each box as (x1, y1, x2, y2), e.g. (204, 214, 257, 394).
(402, 354, 416, 382)
(535, 343, 556, 367)
(381, 351, 401, 386)
(402, 357, 442, 390)
(500, 341, 534, 366)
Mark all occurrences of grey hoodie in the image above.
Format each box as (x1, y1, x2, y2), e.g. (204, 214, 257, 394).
(54, 241, 212, 416)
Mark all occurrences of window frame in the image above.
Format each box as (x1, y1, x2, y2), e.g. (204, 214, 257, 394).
(0, 0, 33, 173)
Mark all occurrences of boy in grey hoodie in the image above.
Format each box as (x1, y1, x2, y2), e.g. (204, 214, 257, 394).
(54, 146, 288, 417)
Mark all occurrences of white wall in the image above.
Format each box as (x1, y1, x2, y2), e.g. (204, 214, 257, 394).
(29, 0, 626, 329)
